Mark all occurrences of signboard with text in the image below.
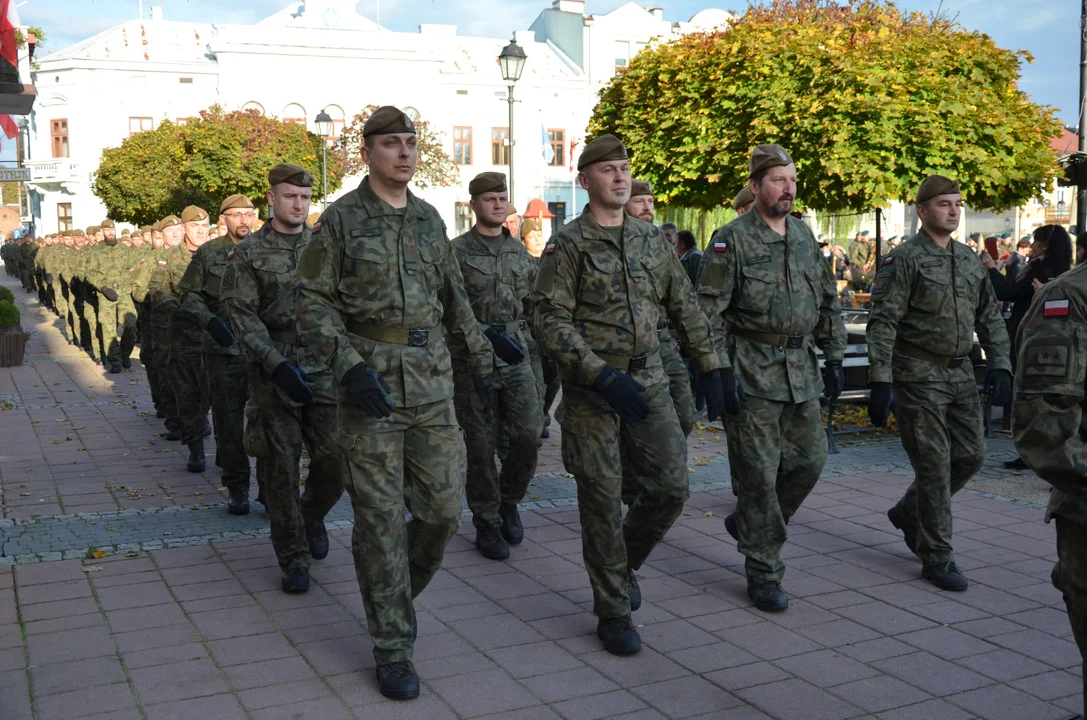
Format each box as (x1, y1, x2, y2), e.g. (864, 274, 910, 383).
(0, 167, 30, 182)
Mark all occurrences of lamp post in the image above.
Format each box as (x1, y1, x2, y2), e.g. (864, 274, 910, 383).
(499, 38, 527, 206)
(314, 110, 333, 211)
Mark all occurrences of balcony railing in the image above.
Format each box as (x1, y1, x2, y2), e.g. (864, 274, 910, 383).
(26, 159, 84, 184)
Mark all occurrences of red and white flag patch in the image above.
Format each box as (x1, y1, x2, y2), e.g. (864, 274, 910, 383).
(544, 243, 556, 254)
(157, 260, 167, 266)
(713, 241, 727, 253)
(226, 250, 234, 261)
(1043, 299, 1070, 318)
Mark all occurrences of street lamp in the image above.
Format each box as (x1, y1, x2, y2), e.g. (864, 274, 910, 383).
(499, 38, 527, 206)
(1059, 197, 1069, 221)
(314, 110, 333, 210)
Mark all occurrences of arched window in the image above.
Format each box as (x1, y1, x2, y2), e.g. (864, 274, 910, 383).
(241, 101, 265, 114)
(283, 103, 306, 126)
(322, 104, 345, 139)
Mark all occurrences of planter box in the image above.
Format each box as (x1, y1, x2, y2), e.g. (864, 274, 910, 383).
(0, 325, 29, 367)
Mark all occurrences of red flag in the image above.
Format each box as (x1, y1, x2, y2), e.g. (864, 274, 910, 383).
(0, 115, 17, 140)
(0, 0, 16, 69)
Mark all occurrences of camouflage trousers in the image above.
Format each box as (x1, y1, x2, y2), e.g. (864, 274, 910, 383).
(453, 362, 541, 528)
(725, 395, 826, 583)
(168, 337, 209, 448)
(205, 354, 249, 492)
(1053, 515, 1087, 717)
(559, 380, 688, 619)
(118, 297, 137, 363)
(96, 297, 122, 368)
(248, 368, 343, 573)
(85, 289, 102, 360)
(148, 314, 178, 426)
(55, 281, 72, 343)
(892, 380, 984, 565)
(338, 398, 465, 665)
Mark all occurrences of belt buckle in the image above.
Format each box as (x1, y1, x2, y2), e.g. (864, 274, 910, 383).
(785, 336, 804, 350)
(629, 355, 648, 371)
(408, 328, 429, 347)
(490, 324, 506, 335)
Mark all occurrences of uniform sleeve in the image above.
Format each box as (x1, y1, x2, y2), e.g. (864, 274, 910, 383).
(865, 256, 912, 384)
(179, 249, 214, 328)
(222, 245, 288, 375)
(696, 228, 737, 371)
(660, 241, 719, 374)
(294, 217, 366, 383)
(437, 235, 493, 377)
(813, 246, 847, 362)
(974, 258, 1012, 373)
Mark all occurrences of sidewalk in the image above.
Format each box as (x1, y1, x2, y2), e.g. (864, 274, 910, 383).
(0, 273, 1081, 720)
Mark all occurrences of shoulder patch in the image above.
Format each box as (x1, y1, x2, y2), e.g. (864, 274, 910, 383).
(882, 256, 894, 266)
(544, 242, 556, 254)
(1044, 300, 1070, 318)
(157, 260, 167, 267)
(226, 250, 234, 261)
(1023, 344, 1070, 377)
(311, 222, 321, 233)
(713, 241, 727, 252)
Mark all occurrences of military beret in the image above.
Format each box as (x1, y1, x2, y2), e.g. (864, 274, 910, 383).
(732, 186, 755, 211)
(860, 230, 870, 237)
(748, 144, 793, 178)
(180, 206, 208, 223)
(159, 215, 183, 229)
(506, 205, 519, 217)
(267, 164, 313, 188)
(468, 171, 507, 197)
(1000, 232, 1012, 239)
(72, 229, 84, 237)
(219, 194, 254, 213)
(120, 228, 131, 235)
(578, 134, 627, 171)
(915, 174, 960, 204)
(86, 225, 99, 234)
(363, 106, 416, 138)
(969, 232, 982, 240)
(630, 179, 653, 197)
(520, 218, 541, 238)
(100, 219, 115, 229)
(306, 212, 321, 226)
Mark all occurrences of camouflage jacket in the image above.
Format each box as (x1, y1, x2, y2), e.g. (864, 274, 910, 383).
(1012, 262, 1087, 526)
(531, 205, 718, 388)
(866, 229, 1011, 384)
(697, 210, 846, 403)
(848, 238, 873, 268)
(180, 235, 243, 356)
(295, 177, 493, 409)
(162, 244, 202, 344)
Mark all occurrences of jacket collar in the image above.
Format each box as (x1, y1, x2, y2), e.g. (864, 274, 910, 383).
(356, 176, 428, 221)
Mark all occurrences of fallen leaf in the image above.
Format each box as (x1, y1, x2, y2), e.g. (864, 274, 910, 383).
(704, 511, 715, 517)
(87, 549, 107, 559)
(123, 549, 140, 557)
(162, 531, 172, 536)
(106, 526, 118, 532)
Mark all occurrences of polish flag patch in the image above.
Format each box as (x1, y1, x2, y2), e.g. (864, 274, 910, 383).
(1043, 299, 1070, 318)
(544, 243, 556, 254)
(226, 250, 234, 260)
(157, 260, 167, 266)
(713, 241, 727, 252)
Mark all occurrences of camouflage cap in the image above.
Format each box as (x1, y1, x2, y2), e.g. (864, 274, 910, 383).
(362, 106, 416, 138)
(180, 206, 208, 223)
(100, 219, 115, 229)
(159, 215, 183, 229)
(578, 134, 627, 171)
(630, 179, 653, 197)
(267, 164, 312, 188)
(749, 144, 793, 178)
(468, 171, 507, 197)
(732, 186, 755, 211)
(219, 194, 254, 213)
(520, 218, 542, 238)
(915, 174, 960, 204)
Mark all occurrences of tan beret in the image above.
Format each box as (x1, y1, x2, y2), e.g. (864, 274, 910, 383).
(307, 212, 321, 226)
(100, 219, 115, 229)
(72, 229, 85, 237)
(468, 171, 507, 197)
(267, 164, 313, 188)
(86, 225, 99, 234)
(159, 215, 183, 229)
(140, 226, 154, 235)
(181, 206, 208, 223)
(520, 218, 542, 239)
(363, 106, 416, 138)
(506, 205, 519, 217)
(630, 179, 653, 197)
(120, 228, 131, 235)
(219, 194, 254, 213)
(915, 174, 960, 204)
(733, 186, 755, 211)
(578, 134, 628, 171)
(749, 144, 794, 178)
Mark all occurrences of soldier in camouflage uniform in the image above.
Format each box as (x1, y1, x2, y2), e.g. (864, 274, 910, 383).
(129, 224, 167, 419)
(1012, 262, 1087, 719)
(181, 195, 256, 514)
(531, 135, 723, 655)
(101, 220, 138, 369)
(519, 219, 559, 438)
(848, 231, 874, 291)
(295, 108, 501, 700)
(697, 145, 847, 613)
(87, 220, 130, 373)
(145, 216, 186, 440)
(867, 175, 1012, 591)
(451, 171, 539, 561)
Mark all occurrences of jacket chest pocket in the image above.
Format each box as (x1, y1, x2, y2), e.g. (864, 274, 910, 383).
(416, 236, 446, 291)
(577, 252, 620, 307)
(737, 266, 777, 312)
(502, 254, 532, 298)
(955, 261, 984, 299)
(462, 253, 496, 296)
(913, 262, 950, 313)
(251, 254, 295, 302)
(206, 262, 228, 298)
(339, 235, 387, 300)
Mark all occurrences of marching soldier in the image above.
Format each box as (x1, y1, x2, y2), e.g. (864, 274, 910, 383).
(146, 216, 185, 440)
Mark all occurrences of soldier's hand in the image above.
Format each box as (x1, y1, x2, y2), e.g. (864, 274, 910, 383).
(206, 317, 235, 347)
(700, 369, 725, 423)
(342, 363, 394, 418)
(721, 368, 746, 417)
(473, 373, 496, 409)
(272, 362, 314, 405)
(984, 369, 1013, 406)
(822, 360, 845, 402)
(484, 327, 525, 365)
(542, 357, 558, 386)
(100, 287, 118, 302)
(593, 365, 650, 424)
(868, 382, 893, 427)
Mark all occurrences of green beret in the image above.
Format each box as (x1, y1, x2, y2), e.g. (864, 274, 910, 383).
(915, 174, 960, 204)
(219, 194, 254, 213)
(267, 164, 313, 188)
(363, 106, 416, 138)
(1000, 232, 1012, 239)
(860, 230, 870, 237)
(468, 171, 507, 197)
(630, 179, 653, 197)
(732, 186, 754, 211)
(181, 206, 208, 223)
(748, 144, 793, 178)
(577, 134, 627, 171)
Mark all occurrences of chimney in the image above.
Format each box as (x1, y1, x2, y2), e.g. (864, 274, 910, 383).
(553, 0, 585, 13)
(150, 6, 164, 22)
(650, 7, 664, 20)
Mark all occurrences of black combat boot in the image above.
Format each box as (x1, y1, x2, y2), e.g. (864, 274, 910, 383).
(281, 567, 309, 594)
(922, 562, 968, 592)
(186, 447, 205, 473)
(498, 504, 524, 545)
(724, 513, 739, 541)
(627, 569, 641, 612)
(121, 358, 132, 369)
(475, 523, 509, 560)
(747, 579, 789, 612)
(376, 661, 420, 700)
(307, 522, 329, 560)
(203, 418, 212, 437)
(227, 488, 249, 516)
(597, 615, 641, 655)
(887, 505, 918, 554)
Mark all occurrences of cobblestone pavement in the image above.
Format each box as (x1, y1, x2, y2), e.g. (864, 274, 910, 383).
(0, 274, 1082, 720)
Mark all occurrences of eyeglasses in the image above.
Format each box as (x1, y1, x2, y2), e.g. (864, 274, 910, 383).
(223, 212, 256, 219)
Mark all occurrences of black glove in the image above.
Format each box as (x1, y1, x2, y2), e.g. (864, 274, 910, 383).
(100, 287, 118, 302)
(593, 365, 649, 424)
(473, 374, 496, 409)
(484, 326, 525, 365)
(342, 363, 394, 418)
(272, 362, 314, 405)
(700, 369, 725, 423)
(868, 382, 893, 427)
(822, 360, 845, 402)
(542, 357, 558, 386)
(206, 317, 235, 347)
(984, 368, 1013, 406)
(45, 273, 53, 284)
(722, 368, 746, 416)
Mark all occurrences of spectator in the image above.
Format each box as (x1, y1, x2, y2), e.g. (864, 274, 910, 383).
(676, 230, 701, 285)
(1005, 236, 1031, 281)
(661, 222, 679, 250)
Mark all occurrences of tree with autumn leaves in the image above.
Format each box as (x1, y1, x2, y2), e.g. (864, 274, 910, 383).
(590, 0, 1062, 213)
(333, 105, 459, 190)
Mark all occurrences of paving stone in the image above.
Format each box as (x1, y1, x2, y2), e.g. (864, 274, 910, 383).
(946, 683, 1070, 720)
(872, 651, 993, 696)
(773, 649, 881, 687)
(428, 668, 539, 717)
(736, 677, 861, 720)
(829, 674, 932, 712)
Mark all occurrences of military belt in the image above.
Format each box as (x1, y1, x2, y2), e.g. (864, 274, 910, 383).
(894, 340, 969, 369)
(346, 320, 438, 348)
(732, 328, 810, 350)
(595, 349, 662, 372)
(488, 319, 526, 336)
(268, 330, 307, 347)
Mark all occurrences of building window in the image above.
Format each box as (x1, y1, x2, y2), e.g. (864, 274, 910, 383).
(283, 103, 306, 126)
(322, 104, 345, 139)
(242, 101, 265, 114)
(491, 127, 509, 166)
(128, 117, 153, 136)
(57, 203, 72, 232)
(614, 40, 630, 68)
(51, 119, 69, 158)
(455, 202, 473, 235)
(548, 129, 565, 167)
(454, 126, 472, 165)
(548, 201, 567, 229)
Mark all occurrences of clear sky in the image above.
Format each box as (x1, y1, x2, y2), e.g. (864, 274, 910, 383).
(23, 0, 1081, 125)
